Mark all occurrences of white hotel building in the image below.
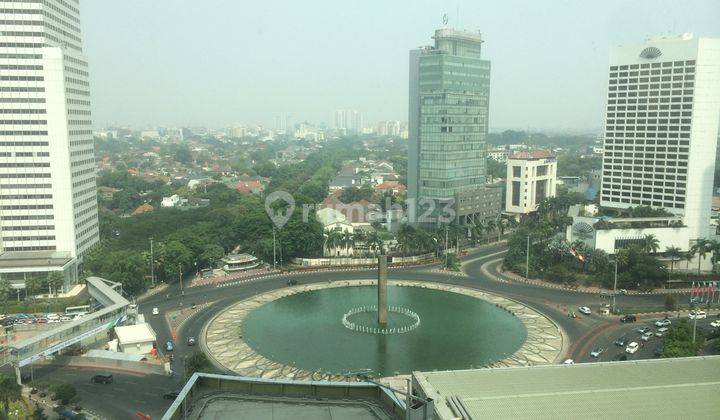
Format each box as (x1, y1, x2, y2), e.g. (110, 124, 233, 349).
(0, 0, 98, 291)
(568, 34, 720, 254)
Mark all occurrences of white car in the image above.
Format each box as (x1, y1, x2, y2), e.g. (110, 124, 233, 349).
(625, 342, 639, 354)
(641, 332, 653, 341)
(655, 327, 669, 337)
(654, 319, 671, 327)
(578, 306, 592, 315)
(59, 316, 71, 322)
(689, 310, 706, 320)
(563, 359, 575, 365)
(152, 307, 159, 315)
(710, 320, 720, 328)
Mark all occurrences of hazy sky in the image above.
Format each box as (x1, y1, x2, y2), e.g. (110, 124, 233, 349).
(82, 0, 720, 132)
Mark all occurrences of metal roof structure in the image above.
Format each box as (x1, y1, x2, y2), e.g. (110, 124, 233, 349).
(413, 356, 720, 420)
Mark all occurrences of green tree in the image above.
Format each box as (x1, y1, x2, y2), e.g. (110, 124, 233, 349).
(0, 374, 20, 416)
(25, 276, 42, 298)
(199, 244, 225, 269)
(691, 239, 711, 275)
(32, 404, 48, 420)
(184, 351, 212, 379)
(642, 234, 660, 254)
(0, 279, 9, 312)
(665, 246, 682, 280)
(46, 271, 64, 296)
(159, 240, 193, 281)
(50, 383, 77, 405)
(662, 321, 703, 358)
(324, 230, 344, 257)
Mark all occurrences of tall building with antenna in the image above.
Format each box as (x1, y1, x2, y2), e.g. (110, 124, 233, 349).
(0, 0, 99, 292)
(407, 26, 501, 225)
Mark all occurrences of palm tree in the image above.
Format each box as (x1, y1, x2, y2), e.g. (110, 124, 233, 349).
(691, 239, 711, 275)
(665, 246, 682, 281)
(684, 248, 695, 280)
(709, 239, 720, 274)
(484, 220, 497, 242)
(615, 248, 630, 268)
(396, 224, 417, 256)
(471, 220, 485, 243)
(352, 230, 367, 256)
(642, 234, 660, 254)
(342, 230, 354, 256)
(324, 230, 344, 257)
(365, 230, 383, 256)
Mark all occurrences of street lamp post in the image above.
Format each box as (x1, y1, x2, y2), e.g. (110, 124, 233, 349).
(525, 235, 530, 280)
(150, 237, 155, 286)
(272, 228, 277, 270)
(612, 260, 618, 313)
(445, 226, 449, 269)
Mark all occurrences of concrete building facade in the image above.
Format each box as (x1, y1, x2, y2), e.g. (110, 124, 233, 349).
(505, 150, 557, 217)
(598, 34, 720, 252)
(407, 27, 500, 226)
(0, 0, 99, 291)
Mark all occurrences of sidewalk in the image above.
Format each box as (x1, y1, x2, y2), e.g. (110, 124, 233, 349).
(493, 259, 692, 295)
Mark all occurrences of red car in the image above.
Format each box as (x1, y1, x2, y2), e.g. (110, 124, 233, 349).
(35, 318, 47, 324)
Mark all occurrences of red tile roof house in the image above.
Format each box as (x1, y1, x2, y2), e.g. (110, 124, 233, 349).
(236, 180, 265, 194)
(374, 181, 406, 194)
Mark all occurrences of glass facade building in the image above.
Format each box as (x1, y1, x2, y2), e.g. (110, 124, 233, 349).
(408, 28, 499, 225)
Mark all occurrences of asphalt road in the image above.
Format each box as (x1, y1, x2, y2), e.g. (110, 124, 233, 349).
(27, 365, 175, 419)
(27, 241, 698, 419)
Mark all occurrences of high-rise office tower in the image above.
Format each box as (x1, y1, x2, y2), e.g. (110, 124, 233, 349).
(408, 28, 501, 225)
(0, 0, 98, 291)
(600, 34, 720, 244)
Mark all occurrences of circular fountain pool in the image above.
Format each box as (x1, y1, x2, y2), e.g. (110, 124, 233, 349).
(240, 284, 527, 376)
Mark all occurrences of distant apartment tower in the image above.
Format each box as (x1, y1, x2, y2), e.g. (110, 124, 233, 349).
(334, 109, 363, 133)
(600, 34, 720, 243)
(408, 28, 500, 225)
(505, 151, 557, 217)
(0, 0, 99, 292)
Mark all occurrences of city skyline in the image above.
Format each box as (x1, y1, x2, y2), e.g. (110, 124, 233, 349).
(81, 0, 720, 130)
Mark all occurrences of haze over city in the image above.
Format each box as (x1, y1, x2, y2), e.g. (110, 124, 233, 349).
(83, 0, 720, 131)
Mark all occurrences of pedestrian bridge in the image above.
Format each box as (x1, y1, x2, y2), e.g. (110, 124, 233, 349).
(0, 277, 129, 381)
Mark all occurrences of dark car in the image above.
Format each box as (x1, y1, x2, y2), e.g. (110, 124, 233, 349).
(614, 336, 627, 347)
(620, 314, 637, 323)
(163, 391, 180, 400)
(91, 373, 113, 384)
(286, 279, 298, 286)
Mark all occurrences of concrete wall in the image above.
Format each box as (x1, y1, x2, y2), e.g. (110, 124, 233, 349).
(119, 341, 154, 355)
(163, 373, 407, 420)
(293, 252, 436, 267)
(594, 226, 690, 253)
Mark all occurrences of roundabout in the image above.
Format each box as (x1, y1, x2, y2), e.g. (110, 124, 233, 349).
(202, 279, 564, 380)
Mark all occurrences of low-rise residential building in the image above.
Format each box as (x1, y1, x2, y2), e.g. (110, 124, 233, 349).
(161, 194, 181, 208)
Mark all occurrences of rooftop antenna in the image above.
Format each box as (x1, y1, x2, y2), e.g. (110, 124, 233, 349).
(442, 13, 448, 27)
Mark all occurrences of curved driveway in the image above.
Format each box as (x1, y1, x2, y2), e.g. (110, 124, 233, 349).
(130, 242, 689, 416)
